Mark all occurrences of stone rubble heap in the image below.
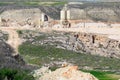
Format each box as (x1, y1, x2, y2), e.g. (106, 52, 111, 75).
(33, 66, 98, 80)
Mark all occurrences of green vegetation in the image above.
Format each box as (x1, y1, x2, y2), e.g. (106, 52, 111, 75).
(17, 30, 120, 79)
(19, 43, 120, 80)
(17, 30, 47, 40)
(0, 68, 34, 80)
(23, 1, 66, 6)
(19, 43, 120, 70)
(17, 30, 23, 35)
(0, 1, 66, 6)
(82, 70, 120, 80)
(0, 2, 15, 6)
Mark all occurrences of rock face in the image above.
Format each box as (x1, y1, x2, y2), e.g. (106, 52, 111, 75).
(19, 30, 120, 58)
(69, 8, 87, 20)
(0, 8, 41, 27)
(72, 33, 120, 58)
(0, 39, 37, 70)
(0, 40, 19, 68)
(0, 6, 60, 27)
(68, 3, 120, 22)
(38, 66, 98, 80)
(0, 2, 120, 27)
(0, 31, 25, 69)
(0, 40, 27, 69)
(0, 30, 8, 41)
(87, 8, 119, 22)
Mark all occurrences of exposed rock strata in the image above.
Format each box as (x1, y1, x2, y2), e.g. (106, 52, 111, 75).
(19, 30, 120, 58)
(0, 3, 120, 27)
(0, 30, 8, 41)
(72, 33, 120, 58)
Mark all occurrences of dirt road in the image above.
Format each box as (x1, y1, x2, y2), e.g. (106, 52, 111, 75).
(0, 27, 22, 53)
(0, 25, 35, 54)
(0, 26, 50, 54)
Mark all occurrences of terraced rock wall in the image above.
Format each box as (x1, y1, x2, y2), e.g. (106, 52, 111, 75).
(72, 33, 120, 58)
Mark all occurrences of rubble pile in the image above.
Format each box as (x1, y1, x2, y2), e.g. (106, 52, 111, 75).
(34, 66, 98, 80)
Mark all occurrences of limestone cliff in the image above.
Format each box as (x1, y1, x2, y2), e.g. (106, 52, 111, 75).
(0, 2, 120, 26)
(0, 6, 60, 27)
(72, 33, 120, 58)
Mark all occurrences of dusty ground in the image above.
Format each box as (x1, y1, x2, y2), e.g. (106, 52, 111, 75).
(52, 26, 120, 41)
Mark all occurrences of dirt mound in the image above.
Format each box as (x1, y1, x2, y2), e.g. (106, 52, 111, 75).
(39, 66, 98, 80)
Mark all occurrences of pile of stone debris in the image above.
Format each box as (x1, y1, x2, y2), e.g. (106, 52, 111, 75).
(33, 66, 98, 80)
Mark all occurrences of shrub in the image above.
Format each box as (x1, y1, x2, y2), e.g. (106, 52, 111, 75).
(0, 68, 34, 80)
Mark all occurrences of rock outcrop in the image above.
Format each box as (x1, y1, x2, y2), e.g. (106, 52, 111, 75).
(19, 30, 120, 58)
(0, 6, 60, 27)
(0, 8, 41, 27)
(35, 66, 98, 80)
(0, 31, 27, 69)
(0, 30, 8, 41)
(0, 40, 20, 69)
(0, 39, 38, 71)
(71, 33, 120, 58)
(0, 2, 120, 27)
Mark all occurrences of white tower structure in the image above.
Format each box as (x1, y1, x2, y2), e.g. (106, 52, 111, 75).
(60, 4, 70, 26)
(60, 4, 70, 21)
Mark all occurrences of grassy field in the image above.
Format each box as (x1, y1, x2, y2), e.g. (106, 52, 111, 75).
(83, 70, 120, 80)
(19, 43, 120, 69)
